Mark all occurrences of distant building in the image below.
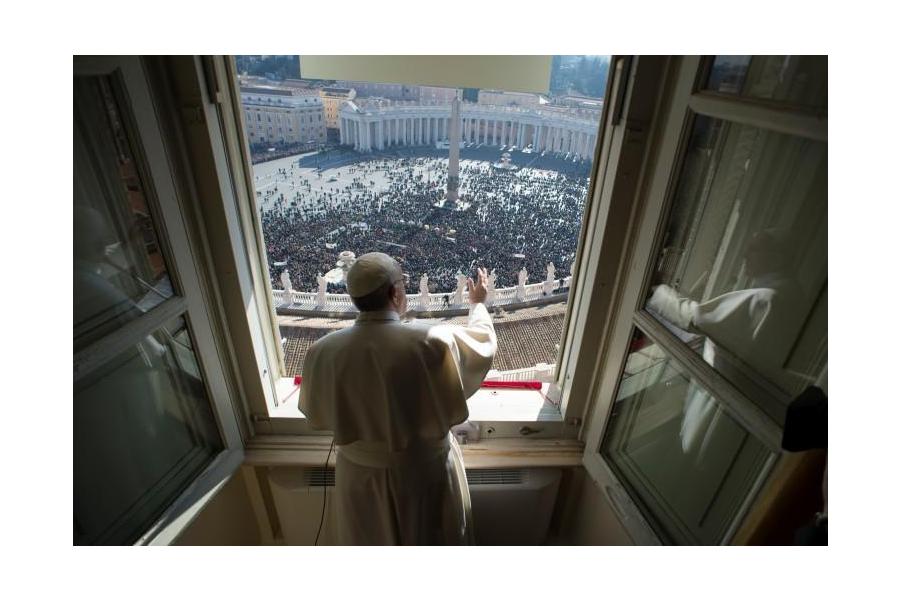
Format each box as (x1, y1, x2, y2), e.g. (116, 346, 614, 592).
(477, 90, 548, 108)
(240, 89, 326, 149)
(319, 87, 357, 141)
(418, 85, 460, 104)
(553, 94, 605, 111)
(335, 81, 419, 101)
(238, 76, 320, 96)
(335, 81, 459, 104)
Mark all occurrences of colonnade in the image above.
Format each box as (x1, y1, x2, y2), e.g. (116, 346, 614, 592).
(340, 105, 598, 157)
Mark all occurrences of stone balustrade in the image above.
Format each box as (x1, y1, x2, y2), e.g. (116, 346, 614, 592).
(273, 277, 572, 316)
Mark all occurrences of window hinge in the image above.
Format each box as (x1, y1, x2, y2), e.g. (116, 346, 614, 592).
(200, 55, 225, 106)
(250, 413, 270, 423)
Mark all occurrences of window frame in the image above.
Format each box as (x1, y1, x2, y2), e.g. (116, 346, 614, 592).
(74, 56, 245, 545)
(579, 55, 827, 544)
(212, 55, 618, 436)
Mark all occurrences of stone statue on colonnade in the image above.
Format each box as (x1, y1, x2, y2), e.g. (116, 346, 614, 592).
(454, 271, 467, 306)
(419, 274, 430, 310)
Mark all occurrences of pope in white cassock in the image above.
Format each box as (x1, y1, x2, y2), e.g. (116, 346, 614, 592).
(300, 253, 497, 545)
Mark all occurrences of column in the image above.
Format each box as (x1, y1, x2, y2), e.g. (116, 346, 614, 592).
(339, 118, 344, 145)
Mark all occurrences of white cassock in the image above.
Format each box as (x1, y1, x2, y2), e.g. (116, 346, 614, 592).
(299, 303, 497, 545)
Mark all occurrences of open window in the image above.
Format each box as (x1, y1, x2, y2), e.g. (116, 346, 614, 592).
(74, 56, 244, 545)
(580, 56, 827, 544)
(223, 55, 611, 430)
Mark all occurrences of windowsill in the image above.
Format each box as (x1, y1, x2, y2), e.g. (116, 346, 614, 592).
(244, 432, 583, 469)
(269, 376, 563, 423)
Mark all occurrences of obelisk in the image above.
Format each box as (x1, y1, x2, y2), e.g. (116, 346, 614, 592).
(446, 95, 461, 205)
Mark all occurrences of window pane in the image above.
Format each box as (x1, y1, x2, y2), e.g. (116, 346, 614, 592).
(236, 55, 608, 380)
(74, 316, 222, 545)
(705, 55, 827, 110)
(74, 75, 174, 352)
(601, 328, 772, 545)
(646, 115, 826, 423)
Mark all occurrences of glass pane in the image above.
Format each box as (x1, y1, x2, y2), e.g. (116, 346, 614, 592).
(236, 55, 608, 381)
(646, 115, 827, 423)
(74, 75, 174, 352)
(74, 315, 222, 545)
(601, 328, 771, 545)
(705, 55, 827, 110)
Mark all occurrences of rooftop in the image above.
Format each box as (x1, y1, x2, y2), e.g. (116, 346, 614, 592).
(279, 302, 567, 376)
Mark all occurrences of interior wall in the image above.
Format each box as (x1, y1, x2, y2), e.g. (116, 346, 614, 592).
(555, 467, 635, 545)
(174, 468, 261, 546)
(171, 464, 635, 546)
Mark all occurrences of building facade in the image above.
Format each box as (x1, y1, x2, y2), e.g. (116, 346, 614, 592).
(478, 89, 547, 107)
(338, 101, 598, 156)
(334, 80, 419, 101)
(335, 81, 460, 104)
(319, 87, 357, 131)
(241, 89, 326, 148)
(419, 85, 460, 104)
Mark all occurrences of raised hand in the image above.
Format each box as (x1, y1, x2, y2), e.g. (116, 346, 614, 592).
(467, 267, 488, 304)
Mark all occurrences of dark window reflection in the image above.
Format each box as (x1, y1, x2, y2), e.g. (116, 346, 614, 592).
(646, 116, 827, 423)
(705, 55, 827, 110)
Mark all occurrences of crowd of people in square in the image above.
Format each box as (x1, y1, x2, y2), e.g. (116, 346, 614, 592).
(258, 153, 589, 294)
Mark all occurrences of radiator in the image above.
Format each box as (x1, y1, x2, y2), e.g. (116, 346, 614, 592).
(267, 467, 562, 545)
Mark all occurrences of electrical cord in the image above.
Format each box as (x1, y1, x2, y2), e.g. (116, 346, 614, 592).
(314, 439, 335, 546)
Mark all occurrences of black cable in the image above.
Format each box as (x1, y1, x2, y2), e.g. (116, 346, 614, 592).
(314, 439, 335, 546)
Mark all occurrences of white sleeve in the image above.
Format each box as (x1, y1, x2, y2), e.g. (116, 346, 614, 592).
(429, 303, 498, 399)
(647, 284, 696, 330)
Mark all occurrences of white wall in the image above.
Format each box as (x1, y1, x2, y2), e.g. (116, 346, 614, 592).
(555, 467, 634, 545)
(174, 469, 261, 546)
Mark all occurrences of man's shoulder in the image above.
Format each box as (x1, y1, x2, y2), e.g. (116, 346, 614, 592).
(308, 326, 355, 353)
